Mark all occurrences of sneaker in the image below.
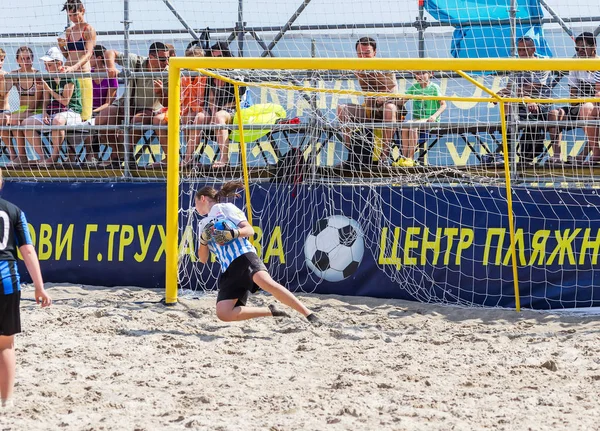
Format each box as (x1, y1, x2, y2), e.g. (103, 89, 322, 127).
(394, 158, 415, 168)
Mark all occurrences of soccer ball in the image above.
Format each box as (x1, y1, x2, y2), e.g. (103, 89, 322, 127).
(304, 215, 364, 282)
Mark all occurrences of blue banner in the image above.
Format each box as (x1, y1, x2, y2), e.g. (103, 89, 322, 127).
(3, 181, 600, 309)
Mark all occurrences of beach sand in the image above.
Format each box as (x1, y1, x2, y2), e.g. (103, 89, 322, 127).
(2, 283, 600, 430)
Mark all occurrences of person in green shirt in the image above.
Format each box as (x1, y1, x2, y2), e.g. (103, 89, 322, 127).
(400, 71, 446, 167)
(21, 47, 82, 166)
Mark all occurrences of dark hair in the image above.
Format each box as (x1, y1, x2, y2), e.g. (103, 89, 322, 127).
(148, 41, 169, 56)
(15, 46, 34, 60)
(517, 36, 535, 46)
(62, 0, 84, 12)
(355, 36, 377, 51)
(575, 32, 596, 48)
(93, 44, 106, 58)
(195, 181, 243, 203)
(210, 41, 232, 57)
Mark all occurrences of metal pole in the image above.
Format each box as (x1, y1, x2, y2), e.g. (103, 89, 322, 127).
(261, 0, 313, 57)
(123, 0, 132, 176)
(237, 0, 245, 57)
(538, 0, 574, 39)
(509, 0, 517, 57)
(162, 0, 200, 40)
(417, 0, 426, 58)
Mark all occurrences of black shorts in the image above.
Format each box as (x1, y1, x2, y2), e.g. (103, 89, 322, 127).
(558, 105, 582, 121)
(0, 291, 21, 336)
(217, 252, 267, 306)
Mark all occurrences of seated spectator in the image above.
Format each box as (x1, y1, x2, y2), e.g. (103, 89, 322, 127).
(553, 32, 600, 164)
(95, 41, 169, 168)
(0, 48, 10, 162)
(205, 41, 247, 167)
(151, 44, 207, 167)
(496, 36, 561, 163)
(21, 47, 83, 166)
(337, 37, 405, 167)
(57, 0, 96, 123)
(83, 44, 118, 164)
(400, 70, 446, 166)
(2, 46, 43, 166)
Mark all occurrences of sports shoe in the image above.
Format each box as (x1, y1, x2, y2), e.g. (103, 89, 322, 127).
(393, 158, 415, 168)
(268, 304, 291, 318)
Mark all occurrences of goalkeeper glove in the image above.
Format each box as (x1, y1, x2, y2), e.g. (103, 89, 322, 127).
(211, 226, 240, 246)
(199, 222, 214, 246)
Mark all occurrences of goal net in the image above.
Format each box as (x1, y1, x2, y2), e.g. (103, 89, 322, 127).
(167, 56, 600, 310)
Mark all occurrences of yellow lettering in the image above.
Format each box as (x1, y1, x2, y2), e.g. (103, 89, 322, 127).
(529, 230, 551, 265)
(106, 224, 120, 262)
(483, 228, 506, 265)
(55, 224, 74, 261)
(443, 228, 459, 265)
(178, 225, 197, 263)
(455, 228, 474, 265)
(378, 227, 402, 268)
(83, 224, 98, 261)
(403, 227, 420, 266)
(264, 226, 285, 264)
(254, 225, 263, 259)
(38, 224, 53, 260)
(502, 229, 527, 266)
(118, 225, 134, 261)
(154, 225, 166, 261)
(547, 229, 581, 265)
(420, 227, 442, 265)
(579, 228, 600, 265)
(135, 225, 155, 263)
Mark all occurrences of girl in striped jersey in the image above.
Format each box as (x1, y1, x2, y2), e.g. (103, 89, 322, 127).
(195, 181, 321, 325)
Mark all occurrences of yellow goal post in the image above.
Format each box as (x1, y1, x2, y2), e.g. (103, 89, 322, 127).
(164, 56, 600, 306)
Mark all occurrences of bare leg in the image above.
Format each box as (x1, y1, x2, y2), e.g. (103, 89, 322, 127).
(0, 113, 13, 161)
(152, 112, 168, 163)
(380, 103, 397, 163)
(215, 298, 272, 322)
(253, 271, 312, 317)
(548, 108, 564, 161)
(96, 105, 121, 162)
(579, 103, 596, 161)
(185, 111, 206, 165)
(22, 117, 44, 163)
(0, 335, 16, 404)
(10, 111, 31, 164)
(49, 115, 66, 164)
(213, 110, 232, 167)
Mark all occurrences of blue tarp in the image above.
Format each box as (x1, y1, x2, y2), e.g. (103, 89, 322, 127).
(425, 0, 553, 58)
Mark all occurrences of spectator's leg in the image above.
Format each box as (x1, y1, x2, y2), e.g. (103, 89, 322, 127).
(96, 105, 121, 162)
(548, 108, 564, 162)
(579, 102, 596, 161)
(380, 103, 397, 163)
(185, 111, 206, 165)
(130, 111, 154, 167)
(9, 111, 31, 164)
(0, 113, 13, 162)
(337, 104, 365, 148)
(213, 110, 233, 167)
(152, 112, 168, 163)
(49, 114, 67, 164)
(401, 127, 410, 158)
(21, 116, 43, 163)
(407, 128, 419, 160)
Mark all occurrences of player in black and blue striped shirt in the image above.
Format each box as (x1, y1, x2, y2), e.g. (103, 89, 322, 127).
(195, 181, 320, 326)
(0, 169, 51, 409)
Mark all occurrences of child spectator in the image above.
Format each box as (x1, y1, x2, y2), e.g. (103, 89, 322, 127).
(0, 48, 10, 163)
(21, 47, 83, 166)
(400, 71, 446, 166)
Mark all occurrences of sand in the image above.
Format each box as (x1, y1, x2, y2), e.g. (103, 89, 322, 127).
(1, 283, 600, 430)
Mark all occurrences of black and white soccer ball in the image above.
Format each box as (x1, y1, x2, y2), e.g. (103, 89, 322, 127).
(304, 215, 364, 282)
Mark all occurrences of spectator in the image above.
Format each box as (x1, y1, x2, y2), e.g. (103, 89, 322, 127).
(95, 41, 169, 168)
(84, 44, 118, 164)
(21, 47, 82, 166)
(496, 36, 561, 164)
(337, 37, 405, 166)
(166, 43, 177, 59)
(2, 47, 43, 166)
(553, 32, 600, 164)
(151, 45, 207, 167)
(400, 71, 446, 166)
(0, 48, 10, 163)
(205, 41, 247, 167)
(58, 0, 96, 123)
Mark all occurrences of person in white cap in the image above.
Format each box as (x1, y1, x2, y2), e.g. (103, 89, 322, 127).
(20, 47, 83, 166)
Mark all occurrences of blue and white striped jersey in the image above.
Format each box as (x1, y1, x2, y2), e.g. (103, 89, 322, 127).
(198, 203, 256, 272)
(0, 198, 32, 295)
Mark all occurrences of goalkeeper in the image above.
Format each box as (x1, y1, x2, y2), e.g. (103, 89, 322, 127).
(195, 181, 321, 325)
